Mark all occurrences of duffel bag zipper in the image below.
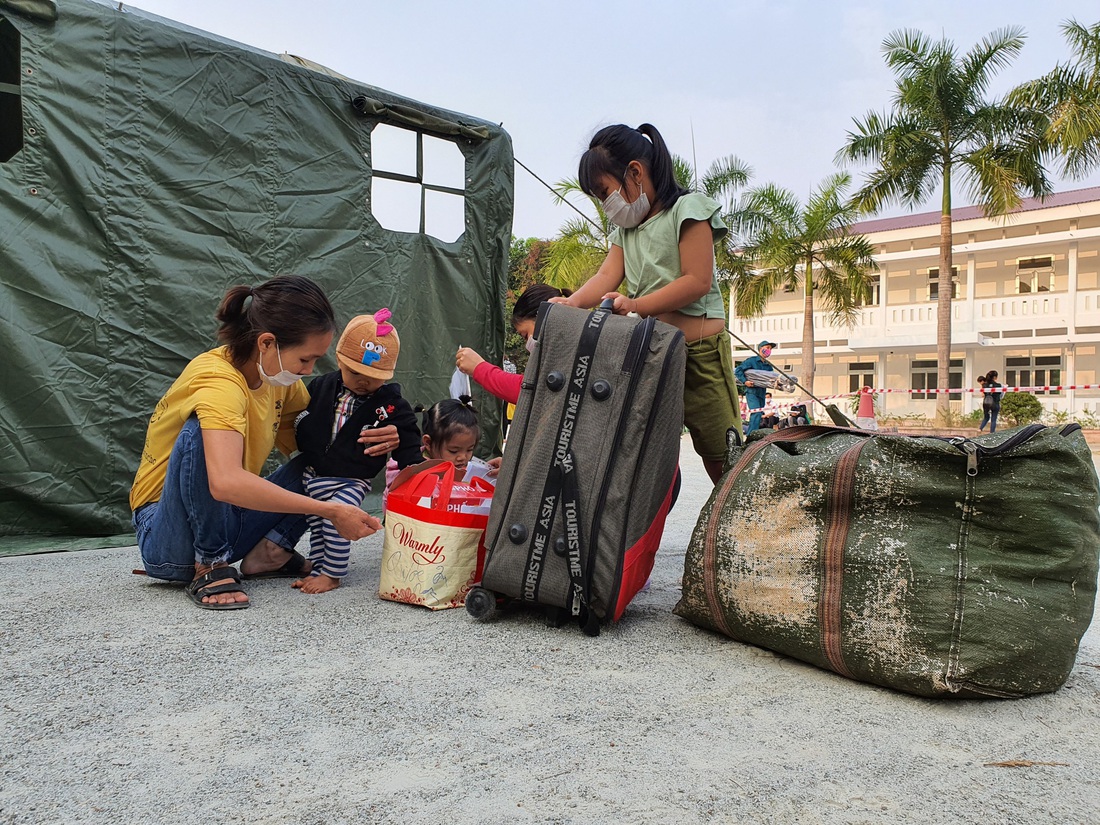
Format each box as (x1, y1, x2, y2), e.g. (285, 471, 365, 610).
(946, 423, 1048, 476)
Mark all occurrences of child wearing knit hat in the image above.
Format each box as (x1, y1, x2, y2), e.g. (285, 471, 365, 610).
(292, 308, 422, 593)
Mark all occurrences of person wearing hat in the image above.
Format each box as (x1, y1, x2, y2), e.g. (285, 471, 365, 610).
(293, 308, 423, 593)
(734, 341, 779, 435)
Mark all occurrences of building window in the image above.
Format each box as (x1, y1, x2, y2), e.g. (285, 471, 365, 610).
(848, 362, 875, 393)
(928, 267, 958, 301)
(1005, 355, 1062, 395)
(1017, 272, 1053, 294)
(854, 275, 880, 307)
(369, 123, 466, 243)
(1017, 256, 1054, 293)
(0, 16, 22, 163)
(911, 359, 963, 400)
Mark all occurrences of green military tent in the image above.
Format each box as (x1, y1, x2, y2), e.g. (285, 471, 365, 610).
(0, 0, 514, 554)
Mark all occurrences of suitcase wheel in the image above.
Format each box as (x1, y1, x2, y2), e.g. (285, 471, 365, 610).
(465, 586, 499, 620)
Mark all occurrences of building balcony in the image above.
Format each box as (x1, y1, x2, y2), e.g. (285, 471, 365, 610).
(732, 289, 1100, 351)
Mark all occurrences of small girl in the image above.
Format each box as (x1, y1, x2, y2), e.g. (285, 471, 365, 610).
(383, 396, 499, 506)
(420, 395, 498, 481)
(554, 122, 742, 483)
(455, 283, 572, 405)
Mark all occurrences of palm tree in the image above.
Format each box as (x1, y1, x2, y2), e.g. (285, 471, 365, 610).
(838, 28, 1051, 419)
(541, 179, 614, 293)
(1010, 19, 1100, 178)
(734, 173, 878, 387)
(543, 155, 753, 295)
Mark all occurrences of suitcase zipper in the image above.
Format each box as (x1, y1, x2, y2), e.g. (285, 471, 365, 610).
(585, 318, 657, 604)
(606, 329, 684, 612)
(621, 321, 649, 373)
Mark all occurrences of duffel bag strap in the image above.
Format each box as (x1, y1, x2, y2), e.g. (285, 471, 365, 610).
(701, 425, 867, 637)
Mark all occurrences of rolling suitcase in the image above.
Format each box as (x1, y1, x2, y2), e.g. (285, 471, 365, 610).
(467, 301, 686, 634)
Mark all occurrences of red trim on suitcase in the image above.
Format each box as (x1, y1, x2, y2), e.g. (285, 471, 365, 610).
(612, 475, 676, 621)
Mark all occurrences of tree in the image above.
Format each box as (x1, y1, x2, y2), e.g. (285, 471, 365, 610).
(541, 185, 613, 293)
(543, 154, 753, 296)
(838, 28, 1051, 419)
(733, 173, 877, 387)
(1010, 19, 1100, 178)
(1000, 392, 1043, 426)
(505, 236, 551, 371)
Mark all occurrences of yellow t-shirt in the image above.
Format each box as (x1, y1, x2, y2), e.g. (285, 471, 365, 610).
(129, 346, 310, 511)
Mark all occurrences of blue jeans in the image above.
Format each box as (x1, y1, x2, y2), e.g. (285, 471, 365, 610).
(133, 417, 309, 581)
(744, 387, 767, 435)
(980, 405, 1000, 433)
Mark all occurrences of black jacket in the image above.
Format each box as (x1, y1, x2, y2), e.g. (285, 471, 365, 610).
(983, 382, 1003, 409)
(294, 371, 422, 479)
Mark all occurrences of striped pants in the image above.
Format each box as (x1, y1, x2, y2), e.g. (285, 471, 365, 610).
(303, 468, 370, 579)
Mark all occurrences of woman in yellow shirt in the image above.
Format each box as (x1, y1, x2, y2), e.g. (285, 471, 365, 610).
(131, 275, 398, 610)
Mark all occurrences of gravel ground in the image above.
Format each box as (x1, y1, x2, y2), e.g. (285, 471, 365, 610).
(2, 436, 1099, 824)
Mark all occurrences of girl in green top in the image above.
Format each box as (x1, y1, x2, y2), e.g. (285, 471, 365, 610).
(555, 123, 742, 483)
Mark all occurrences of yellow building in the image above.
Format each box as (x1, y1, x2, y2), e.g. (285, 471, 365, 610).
(733, 187, 1100, 419)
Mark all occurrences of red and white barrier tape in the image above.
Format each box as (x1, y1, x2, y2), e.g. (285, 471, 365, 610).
(742, 383, 1099, 414)
(865, 384, 1096, 394)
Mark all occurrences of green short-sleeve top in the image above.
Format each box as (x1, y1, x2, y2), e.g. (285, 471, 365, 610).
(609, 191, 728, 319)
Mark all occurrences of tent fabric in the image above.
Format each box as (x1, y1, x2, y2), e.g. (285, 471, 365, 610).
(0, 1, 57, 23)
(0, 0, 514, 554)
(350, 95, 492, 141)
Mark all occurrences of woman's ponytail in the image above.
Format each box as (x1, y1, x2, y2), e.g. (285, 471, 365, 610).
(215, 275, 335, 367)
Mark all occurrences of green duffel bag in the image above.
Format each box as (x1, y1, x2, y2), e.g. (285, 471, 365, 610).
(674, 423, 1100, 698)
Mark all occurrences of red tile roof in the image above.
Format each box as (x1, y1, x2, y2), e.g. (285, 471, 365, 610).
(850, 186, 1100, 235)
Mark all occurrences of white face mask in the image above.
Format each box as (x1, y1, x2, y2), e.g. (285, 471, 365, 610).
(524, 335, 536, 355)
(602, 178, 650, 229)
(257, 343, 300, 387)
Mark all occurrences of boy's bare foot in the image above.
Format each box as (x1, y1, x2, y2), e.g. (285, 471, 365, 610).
(240, 538, 312, 577)
(190, 563, 249, 607)
(292, 573, 341, 594)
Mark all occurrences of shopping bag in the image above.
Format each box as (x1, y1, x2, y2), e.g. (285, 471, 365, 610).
(380, 462, 493, 610)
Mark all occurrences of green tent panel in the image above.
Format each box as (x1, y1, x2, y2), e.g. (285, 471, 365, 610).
(0, 0, 514, 554)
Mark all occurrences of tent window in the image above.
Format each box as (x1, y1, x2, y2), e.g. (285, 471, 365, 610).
(370, 124, 466, 243)
(0, 17, 22, 163)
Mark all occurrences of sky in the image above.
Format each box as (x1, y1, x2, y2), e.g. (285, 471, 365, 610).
(131, 0, 1100, 241)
